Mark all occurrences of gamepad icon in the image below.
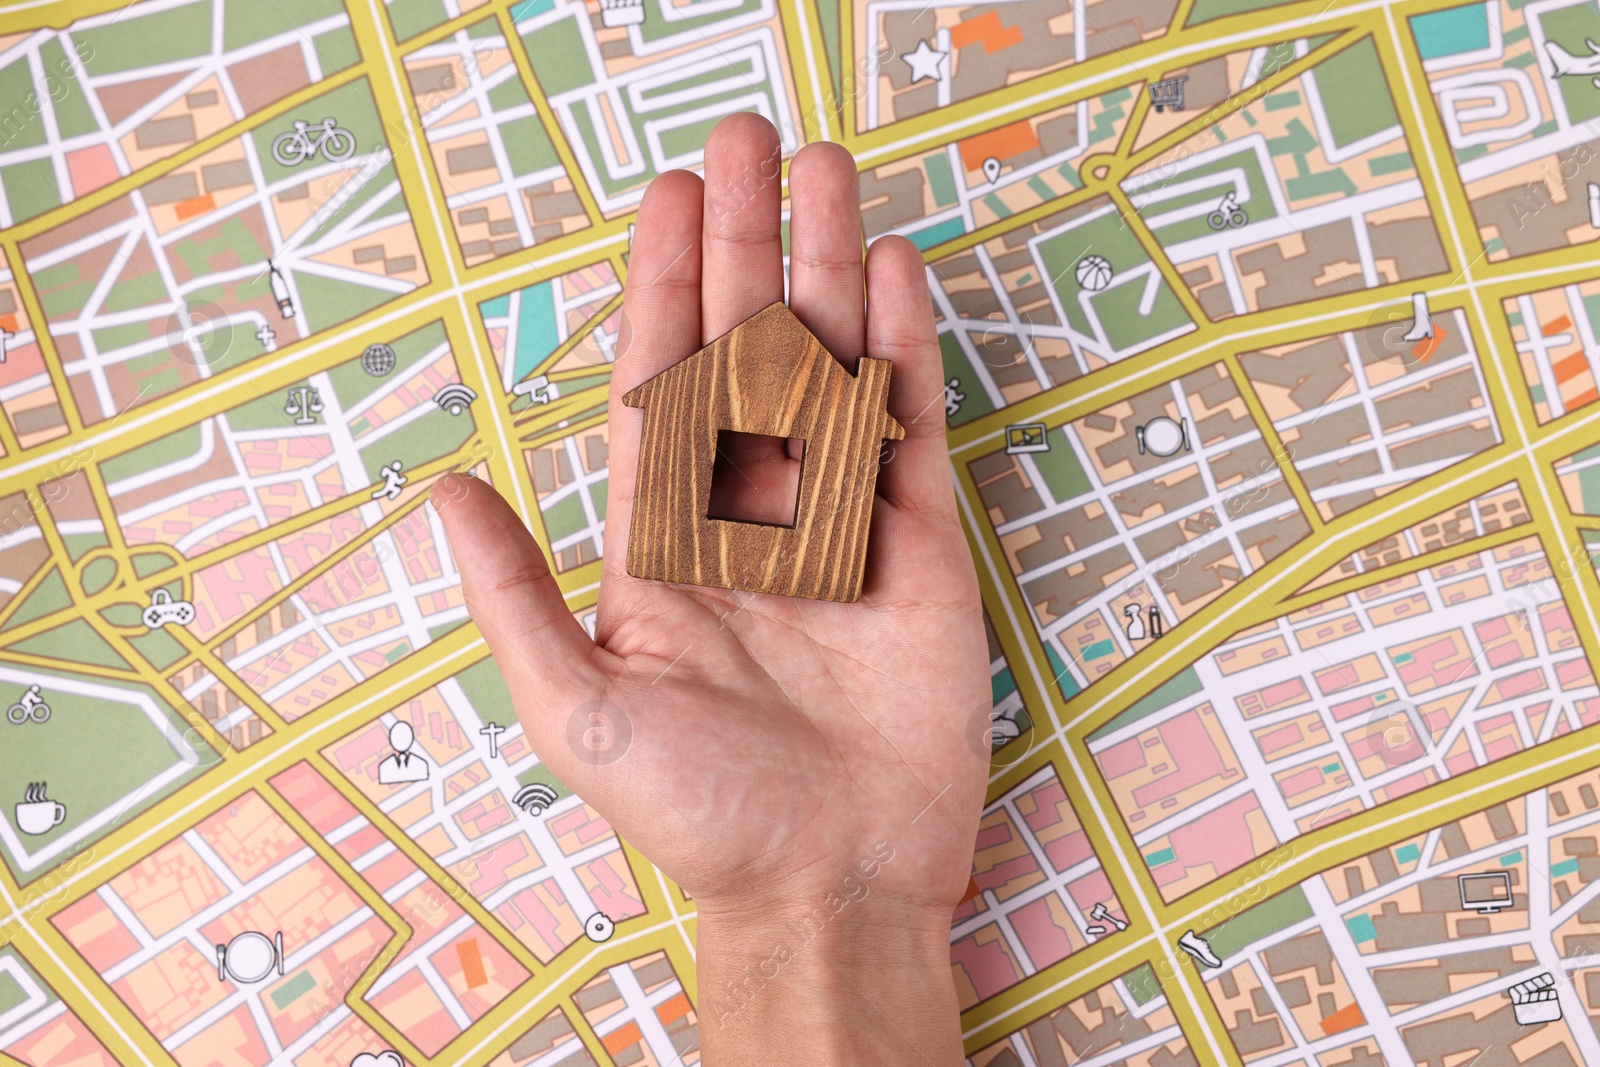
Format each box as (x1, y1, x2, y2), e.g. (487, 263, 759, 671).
(143, 589, 196, 629)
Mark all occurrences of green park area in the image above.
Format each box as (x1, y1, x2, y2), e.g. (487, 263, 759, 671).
(1531, 4, 1600, 126)
(1203, 885, 1314, 959)
(0, 947, 53, 1017)
(1038, 205, 1193, 357)
(1130, 146, 1280, 249)
(519, 6, 783, 200)
(0, 661, 206, 884)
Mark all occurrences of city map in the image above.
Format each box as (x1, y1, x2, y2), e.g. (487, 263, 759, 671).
(4, 0, 1600, 1063)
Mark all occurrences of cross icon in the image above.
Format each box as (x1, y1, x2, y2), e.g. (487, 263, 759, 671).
(256, 324, 277, 351)
(480, 722, 506, 758)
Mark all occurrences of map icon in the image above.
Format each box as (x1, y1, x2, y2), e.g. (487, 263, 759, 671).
(362, 343, 397, 376)
(4, 1, 1591, 1063)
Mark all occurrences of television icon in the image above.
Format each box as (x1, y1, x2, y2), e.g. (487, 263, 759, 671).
(1459, 871, 1514, 914)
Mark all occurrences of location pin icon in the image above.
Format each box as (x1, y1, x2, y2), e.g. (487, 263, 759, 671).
(982, 157, 1001, 183)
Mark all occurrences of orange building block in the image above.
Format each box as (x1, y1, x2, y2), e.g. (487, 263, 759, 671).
(1319, 1001, 1364, 1036)
(1567, 387, 1600, 410)
(175, 192, 216, 221)
(958, 119, 1041, 174)
(456, 938, 488, 988)
(1411, 326, 1445, 363)
(657, 991, 693, 1024)
(602, 1021, 643, 1056)
(951, 11, 1023, 53)
(1553, 352, 1591, 384)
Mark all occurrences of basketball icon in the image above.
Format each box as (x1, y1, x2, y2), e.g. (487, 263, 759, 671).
(1075, 255, 1114, 291)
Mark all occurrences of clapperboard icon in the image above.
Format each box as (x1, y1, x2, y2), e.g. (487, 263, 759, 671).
(600, 0, 645, 26)
(1005, 423, 1050, 454)
(1509, 972, 1562, 1025)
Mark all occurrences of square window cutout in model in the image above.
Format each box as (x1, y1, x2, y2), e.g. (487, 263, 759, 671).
(623, 302, 905, 602)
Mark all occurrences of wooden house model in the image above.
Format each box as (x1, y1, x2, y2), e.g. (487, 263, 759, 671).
(621, 301, 905, 602)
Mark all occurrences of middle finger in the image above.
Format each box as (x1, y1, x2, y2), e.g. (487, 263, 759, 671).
(700, 112, 786, 341)
(788, 141, 865, 364)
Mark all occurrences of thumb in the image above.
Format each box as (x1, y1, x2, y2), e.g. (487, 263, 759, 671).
(431, 473, 613, 757)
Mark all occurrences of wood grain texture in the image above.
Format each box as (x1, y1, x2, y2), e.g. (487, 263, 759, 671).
(622, 301, 905, 602)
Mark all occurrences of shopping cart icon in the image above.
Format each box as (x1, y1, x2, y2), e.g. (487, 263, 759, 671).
(1149, 76, 1187, 113)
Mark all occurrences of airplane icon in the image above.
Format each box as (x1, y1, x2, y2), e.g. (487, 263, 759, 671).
(1546, 39, 1600, 88)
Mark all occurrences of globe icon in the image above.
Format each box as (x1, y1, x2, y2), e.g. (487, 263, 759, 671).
(361, 343, 396, 376)
(1075, 255, 1114, 292)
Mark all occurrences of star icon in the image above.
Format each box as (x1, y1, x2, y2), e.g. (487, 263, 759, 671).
(903, 39, 947, 85)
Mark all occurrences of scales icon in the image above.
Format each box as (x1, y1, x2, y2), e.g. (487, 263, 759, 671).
(285, 385, 323, 425)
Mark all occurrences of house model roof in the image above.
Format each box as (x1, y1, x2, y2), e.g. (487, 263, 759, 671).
(622, 301, 907, 443)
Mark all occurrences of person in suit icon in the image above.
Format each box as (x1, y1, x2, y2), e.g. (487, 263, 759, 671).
(377, 721, 429, 784)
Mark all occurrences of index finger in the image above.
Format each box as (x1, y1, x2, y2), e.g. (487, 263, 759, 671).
(599, 171, 704, 640)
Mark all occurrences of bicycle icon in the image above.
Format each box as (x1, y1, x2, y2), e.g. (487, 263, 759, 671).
(1207, 191, 1248, 231)
(7, 685, 50, 724)
(271, 119, 356, 167)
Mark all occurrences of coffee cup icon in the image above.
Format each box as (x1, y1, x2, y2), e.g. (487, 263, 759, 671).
(16, 782, 65, 836)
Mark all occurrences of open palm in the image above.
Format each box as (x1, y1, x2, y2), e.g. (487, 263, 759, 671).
(434, 114, 986, 1059)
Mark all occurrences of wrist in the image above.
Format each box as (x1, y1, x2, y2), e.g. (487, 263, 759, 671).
(694, 859, 962, 1065)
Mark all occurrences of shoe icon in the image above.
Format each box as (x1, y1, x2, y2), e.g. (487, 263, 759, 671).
(1401, 292, 1433, 343)
(1178, 930, 1223, 968)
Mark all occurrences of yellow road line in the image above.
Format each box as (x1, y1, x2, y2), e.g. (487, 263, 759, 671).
(3, 238, 82, 435)
(6, 0, 1600, 1059)
(493, 5, 608, 226)
(254, 784, 422, 1063)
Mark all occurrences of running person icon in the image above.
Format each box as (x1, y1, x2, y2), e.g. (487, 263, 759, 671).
(372, 461, 408, 501)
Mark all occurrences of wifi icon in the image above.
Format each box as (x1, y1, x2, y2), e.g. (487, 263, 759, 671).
(511, 783, 558, 816)
(435, 384, 476, 415)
